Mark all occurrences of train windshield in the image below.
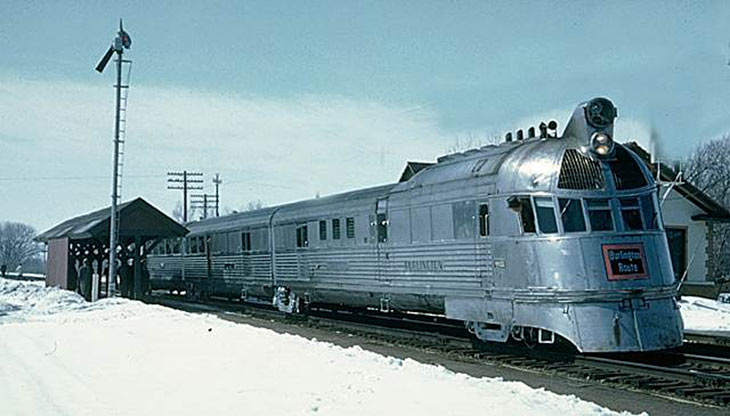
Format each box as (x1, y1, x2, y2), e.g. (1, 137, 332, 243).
(534, 197, 558, 234)
(619, 198, 643, 230)
(586, 199, 614, 231)
(558, 198, 586, 232)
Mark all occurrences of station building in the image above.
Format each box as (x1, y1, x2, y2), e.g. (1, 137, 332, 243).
(36, 197, 187, 298)
(625, 143, 730, 298)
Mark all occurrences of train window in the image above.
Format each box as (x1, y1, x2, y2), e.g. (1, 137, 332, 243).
(332, 218, 341, 240)
(172, 238, 180, 254)
(478, 204, 489, 236)
(586, 199, 614, 231)
(641, 195, 659, 229)
(346, 217, 355, 238)
(191, 237, 198, 254)
(319, 220, 327, 241)
(241, 232, 252, 252)
(212, 233, 227, 254)
(377, 213, 388, 243)
(452, 200, 475, 239)
(198, 236, 206, 254)
(534, 197, 558, 234)
(227, 232, 239, 253)
(296, 225, 309, 248)
(620, 198, 643, 231)
(512, 197, 536, 234)
(558, 198, 586, 233)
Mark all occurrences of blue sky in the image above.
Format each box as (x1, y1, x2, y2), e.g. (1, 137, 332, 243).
(1, 1, 729, 230)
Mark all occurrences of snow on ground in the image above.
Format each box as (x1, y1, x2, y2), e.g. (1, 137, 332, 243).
(679, 295, 730, 333)
(0, 278, 641, 416)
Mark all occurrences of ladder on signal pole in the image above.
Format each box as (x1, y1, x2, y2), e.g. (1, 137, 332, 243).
(111, 58, 133, 290)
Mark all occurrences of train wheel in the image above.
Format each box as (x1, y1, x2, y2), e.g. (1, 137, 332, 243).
(523, 327, 538, 349)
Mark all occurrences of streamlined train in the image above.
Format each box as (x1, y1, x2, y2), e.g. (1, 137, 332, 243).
(148, 97, 684, 353)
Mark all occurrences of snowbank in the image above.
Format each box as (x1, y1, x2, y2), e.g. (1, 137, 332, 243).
(679, 295, 730, 333)
(0, 278, 640, 416)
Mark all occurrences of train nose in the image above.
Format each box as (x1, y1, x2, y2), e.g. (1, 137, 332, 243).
(572, 296, 684, 353)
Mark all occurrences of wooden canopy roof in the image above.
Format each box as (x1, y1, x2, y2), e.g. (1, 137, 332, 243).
(36, 197, 188, 243)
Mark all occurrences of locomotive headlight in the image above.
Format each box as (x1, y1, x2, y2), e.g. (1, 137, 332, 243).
(591, 132, 614, 156)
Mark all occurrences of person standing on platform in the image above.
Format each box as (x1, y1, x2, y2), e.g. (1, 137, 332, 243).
(0, 264, 6, 278)
(78, 258, 92, 301)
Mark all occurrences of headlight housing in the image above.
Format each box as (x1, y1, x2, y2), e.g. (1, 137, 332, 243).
(591, 132, 614, 156)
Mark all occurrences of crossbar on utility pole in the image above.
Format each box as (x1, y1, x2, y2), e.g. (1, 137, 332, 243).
(167, 171, 203, 222)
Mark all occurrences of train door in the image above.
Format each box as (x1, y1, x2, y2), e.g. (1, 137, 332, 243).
(476, 200, 494, 287)
(295, 222, 310, 281)
(375, 198, 390, 285)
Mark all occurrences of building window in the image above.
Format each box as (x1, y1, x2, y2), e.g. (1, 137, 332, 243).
(296, 225, 309, 248)
(478, 203, 489, 236)
(241, 232, 252, 252)
(586, 199, 614, 231)
(558, 198, 586, 233)
(332, 218, 341, 240)
(346, 217, 355, 239)
(319, 220, 327, 241)
(534, 197, 558, 234)
(620, 197, 643, 231)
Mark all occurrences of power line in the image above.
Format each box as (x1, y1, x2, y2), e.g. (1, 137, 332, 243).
(167, 171, 203, 222)
(191, 193, 218, 220)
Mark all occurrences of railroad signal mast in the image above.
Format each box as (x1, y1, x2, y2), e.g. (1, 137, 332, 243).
(167, 171, 204, 222)
(95, 19, 132, 297)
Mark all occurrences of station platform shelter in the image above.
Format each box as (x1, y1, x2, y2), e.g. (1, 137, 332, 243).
(36, 197, 188, 299)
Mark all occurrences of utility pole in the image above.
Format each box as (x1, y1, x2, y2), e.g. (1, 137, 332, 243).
(95, 19, 132, 298)
(167, 171, 203, 222)
(191, 193, 218, 219)
(213, 173, 222, 217)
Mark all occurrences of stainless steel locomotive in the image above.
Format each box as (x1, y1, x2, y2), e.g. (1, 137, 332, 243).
(148, 97, 683, 353)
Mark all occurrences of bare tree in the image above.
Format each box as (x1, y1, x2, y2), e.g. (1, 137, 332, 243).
(0, 222, 41, 270)
(682, 133, 730, 284)
(171, 201, 199, 223)
(445, 132, 500, 154)
(244, 200, 266, 212)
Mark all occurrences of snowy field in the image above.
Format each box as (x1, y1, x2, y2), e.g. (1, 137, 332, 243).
(0, 278, 643, 416)
(679, 295, 730, 334)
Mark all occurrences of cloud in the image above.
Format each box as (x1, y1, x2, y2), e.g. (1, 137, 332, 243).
(0, 76, 661, 231)
(0, 77, 452, 229)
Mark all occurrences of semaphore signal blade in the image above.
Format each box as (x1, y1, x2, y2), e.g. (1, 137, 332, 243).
(95, 45, 114, 73)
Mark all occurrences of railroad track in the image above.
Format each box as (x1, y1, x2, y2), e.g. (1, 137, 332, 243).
(145, 293, 730, 408)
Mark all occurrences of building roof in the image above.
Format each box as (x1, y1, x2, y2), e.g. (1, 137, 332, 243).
(36, 197, 188, 242)
(625, 142, 730, 222)
(398, 161, 435, 182)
